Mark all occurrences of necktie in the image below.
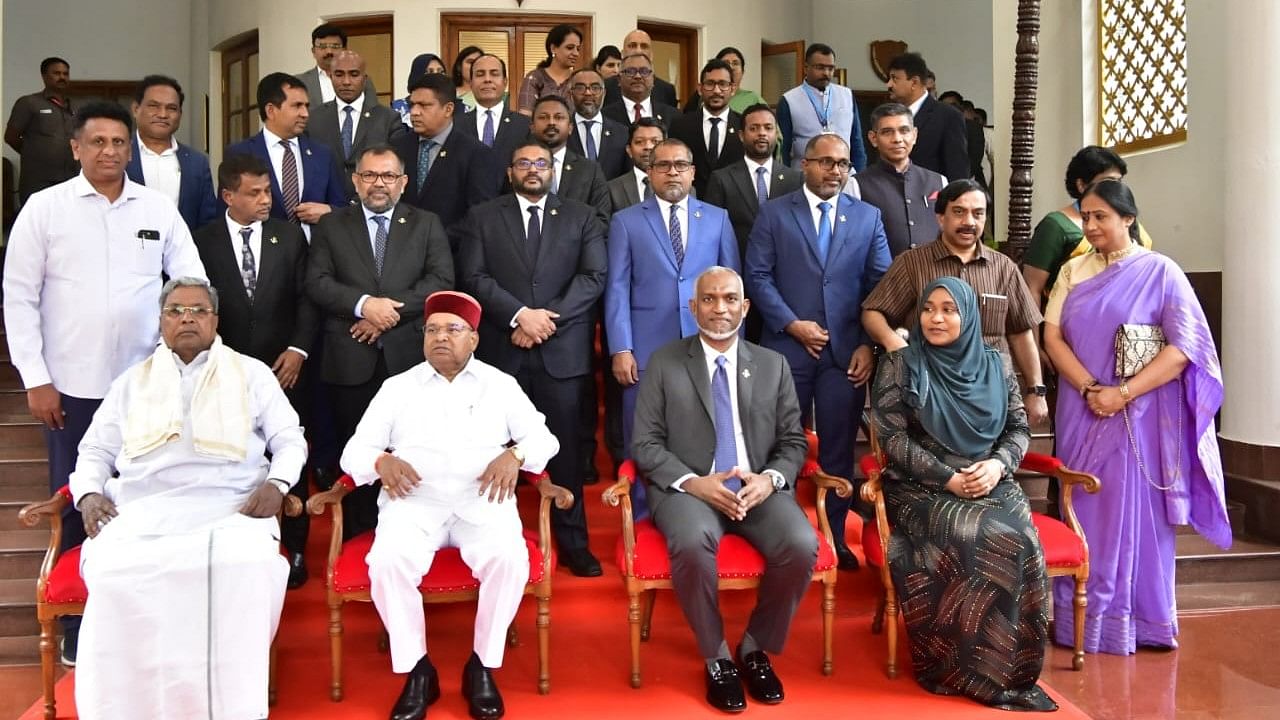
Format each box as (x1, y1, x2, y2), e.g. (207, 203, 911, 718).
(707, 116, 722, 166)
(416, 139, 437, 192)
(238, 226, 256, 300)
(551, 157, 560, 194)
(816, 201, 832, 264)
(372, 215, 388, 276)
(582, 119, 598, 161)
(633, 102, 643, 123)
(340, 106, 354, 158)
(279, 140, 300, 222)
(526, 205, 542, 262)
(642, 177, 653, 200)
(482, 110, 495, 147)
(712, 355, 743, 492)
(755, 166, 769, 205)
(668, 204, 684, 267)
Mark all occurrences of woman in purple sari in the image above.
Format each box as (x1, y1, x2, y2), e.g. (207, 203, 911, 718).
(1042, 179, 1230, 655)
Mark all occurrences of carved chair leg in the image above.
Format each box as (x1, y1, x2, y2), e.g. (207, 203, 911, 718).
(885, 588, 899, 679)
(627, 591, 642, 688)
(40, 618, 56, 720)
(537, 593, 551, 695)
(328, 600, 345, 701)
(639, 588, 657, 641)
(1073, 573, 1087, 671)
(821, 573, 835, 676)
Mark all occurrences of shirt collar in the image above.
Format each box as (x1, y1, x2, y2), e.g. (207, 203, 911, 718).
(337, 97, 361, 114)
(224, 211, 262, 235)
(71, 172, 141, 202)
(927, 236, 993, 264)
(656, 194, 686, 216)
(262, 126, 293, 149)
(699, 336, 740, 365)
(702, 106, 730, 123)
(135, 131, 178, 157)
(907, 92, 928, 117)
(575, 112, 600, 125)
(744, 156, 772, 176)
(633, 166, 649, 185)
(362, 203, 396, 225)
(551, 145, 567, 164)
(420, 121, 453, 145)
(515, 193, 547, 215)
(418, 355, 479, 383)
(801, 185, 838, 211)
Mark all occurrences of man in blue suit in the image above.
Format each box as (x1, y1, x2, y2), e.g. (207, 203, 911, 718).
(745, 134, 891, 569)
(606, 138, 740, 452)
(224, 72, 348, 240)
(126, 75, 219, 230)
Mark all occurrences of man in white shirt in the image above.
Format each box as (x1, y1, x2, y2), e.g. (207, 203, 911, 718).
(126, 74, 220, 229)
(567, 67, 627, 179)
(2, 100, 206, 665)
(669, 59, 745, 198)
(297, 22, 376, 111)
(70, 276, 307, 720)
(342, 290, 559, 720)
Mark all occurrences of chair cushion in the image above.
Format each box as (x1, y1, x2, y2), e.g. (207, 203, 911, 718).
(333, 530, 548, 594)
(44, 546, 88, 604)
(861, 519, 885, 568)
(618, 519, 835, 580)
(1032, 513, 1087, 568)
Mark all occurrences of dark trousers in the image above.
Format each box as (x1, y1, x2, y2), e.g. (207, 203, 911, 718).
(279, 380, 310, 555)
(45, 393, 103, 634)
(652, 491, 817, 659)
(514, 350, 590, 552)
(579, 317, 625, 475)
(329, 353, 390, 540)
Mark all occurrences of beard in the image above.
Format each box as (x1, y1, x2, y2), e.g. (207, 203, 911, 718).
(697, 314, 744, 341)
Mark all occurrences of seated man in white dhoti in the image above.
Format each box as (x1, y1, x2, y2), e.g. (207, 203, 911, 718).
(69, 276, 308, 720)
(341, 290, 558, 720)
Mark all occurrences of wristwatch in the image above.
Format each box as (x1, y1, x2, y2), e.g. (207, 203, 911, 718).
(768, 472, 786, 491)
(267, 477, 291, 495)
(508, 445, 526, 464)
(1023, 384, 1048, 397)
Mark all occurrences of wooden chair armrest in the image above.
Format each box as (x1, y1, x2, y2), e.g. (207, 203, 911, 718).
(1055, 466, 1100, 551)
(531, 473, 575, 510)
(282, 494, 303, 518)
(306, 477, 353, 516)
(18, 490, 70, 529)
(809, 470, 853, 499)
(1057, 466, 1101, 493)
(858, 453, 884, 505)
(600, 460, 638, 577)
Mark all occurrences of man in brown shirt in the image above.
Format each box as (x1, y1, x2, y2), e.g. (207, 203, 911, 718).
(5, 57, 79, 204)
(862, 179, 1049, 424)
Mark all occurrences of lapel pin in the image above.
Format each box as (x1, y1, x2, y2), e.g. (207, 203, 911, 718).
(839, 215, 847, 223)
(742, 368, 750, 378)
(503, 116, 511, 123)
(439, 150, 448, 158)
(565, 164, 573, 171)
(364, 111, 371, 118)
(268, 236, 278, 244)
(693, 210, 702, 219)
(305, 148, 312, 156)
(397, 217, 406, 224)
(728, 127, 735, 134)
(778, 173, 785, 180)
(550, 208, 558, 216)
(604, 129, 612, 136)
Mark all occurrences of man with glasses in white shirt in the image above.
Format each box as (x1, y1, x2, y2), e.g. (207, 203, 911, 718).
(567, 68, 628, 179)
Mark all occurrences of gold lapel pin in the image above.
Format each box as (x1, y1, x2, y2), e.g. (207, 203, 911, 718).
(742, 368, 750, 378)
(439, 150, 448, 158)
(305, 148, 312, 156)
(397, 217, 406, 224)
(839, 215, 847, 223)
(268, 236, 278, 244)
(777, 174, 785, 180)
(565, 164, 573, 171)
(503, 117, 510, 123)
(550, 208, 558, 216)
(364, 111, 371, 118)
(728, 127, 735, 134)
(604, 130, 612, 136)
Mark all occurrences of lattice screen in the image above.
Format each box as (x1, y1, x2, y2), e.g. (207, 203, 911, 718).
(1098, 0, 1188, 153)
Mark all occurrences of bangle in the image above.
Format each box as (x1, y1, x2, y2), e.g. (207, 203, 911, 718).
(1118, 383, 1132, 402)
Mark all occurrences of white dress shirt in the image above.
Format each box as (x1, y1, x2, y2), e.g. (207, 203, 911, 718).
(631, 167, 650, 202)
(224, 212, 308, 358)
(315, 67, 336, 104)
(802, 185, 838, 236)
(136, 132, 182, 206)
(702, 107, 731, 157)
(2, 174, 206, 399)
(474, 103, 503, 139)
(550, 145, 567, 192)
(335, 97, 363, 145)
(907, 91, 928, 117)
(574, 112, 603, 151)
(621, 96, 653, 120)
(745, 157, 774, 197)
(262, 126, 305, 198)
(655, 195, 689, 252)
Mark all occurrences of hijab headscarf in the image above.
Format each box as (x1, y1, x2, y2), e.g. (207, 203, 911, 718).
(900, 276, 1008, 458)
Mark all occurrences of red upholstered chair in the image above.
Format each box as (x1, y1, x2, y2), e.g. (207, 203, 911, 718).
(306, 471, 572, 700)
(858, 433, 1101, 678)
(17, 485, 302, 719)
(600, 430, 851, 688)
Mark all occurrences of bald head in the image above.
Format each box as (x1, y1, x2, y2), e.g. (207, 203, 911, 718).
(623, 30, 653, 59)
(331, 50, 367, 104)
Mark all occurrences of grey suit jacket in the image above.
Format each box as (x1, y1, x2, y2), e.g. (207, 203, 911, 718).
(632, 335, 807, 517)
(555, 150, 611, 225)
(306, 95, 408, 198)
(297, 67, 377, 115)
(608, 171, 644, 213)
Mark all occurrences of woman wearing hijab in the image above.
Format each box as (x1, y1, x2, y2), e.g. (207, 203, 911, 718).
(391, 53, 447, 125)
(870, 277, 1056, 712)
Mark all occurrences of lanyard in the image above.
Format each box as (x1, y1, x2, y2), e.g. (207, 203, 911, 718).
(801, 82, 832, 129)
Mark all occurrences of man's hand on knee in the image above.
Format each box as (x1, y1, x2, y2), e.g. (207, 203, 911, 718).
(685, 469, 748, 521)
(478, 448, 520, 504)
(239, 482, 285, 518)
(736, 472, 775, 513)
(78, 492, 118, 538)
(376, 454, 422, 499)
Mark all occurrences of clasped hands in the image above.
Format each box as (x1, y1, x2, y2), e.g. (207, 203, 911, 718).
(511, 308, 560, 349)
(945, 459, 1004, 500)
(1084, 384, 1129, 418)
(351, 297, 405, 344)
(684, 467, 776, 521)
(376, 449, 522, 504)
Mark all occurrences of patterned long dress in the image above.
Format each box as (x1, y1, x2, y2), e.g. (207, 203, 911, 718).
(870, 352, 1056, 712)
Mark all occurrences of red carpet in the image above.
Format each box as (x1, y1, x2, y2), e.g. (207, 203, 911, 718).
(21, 465, 1091, 719)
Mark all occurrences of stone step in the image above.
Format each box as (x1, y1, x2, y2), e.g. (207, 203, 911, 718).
(0, 578, 38, 637)
(1178, 579, 1280, 612)
(0, 420, 43, 448)
(0, 444, 49, 487)
(0, 390, 29, 416)
(0, 362, 20, 390)
(1177, 499, 1247, 537)
(0, 529, 46, 579)
(0, 634, 42, 667)
(1176, 532, 1280, 585)
(1225, 475, 1280, 544)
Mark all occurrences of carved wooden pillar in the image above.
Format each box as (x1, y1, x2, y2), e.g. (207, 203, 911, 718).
(1005, 0, 1040, 261)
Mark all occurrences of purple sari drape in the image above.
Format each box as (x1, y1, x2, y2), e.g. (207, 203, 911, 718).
(1052, 251, 1228, 654)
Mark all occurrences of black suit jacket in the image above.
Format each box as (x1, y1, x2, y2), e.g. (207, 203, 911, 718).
(568, 114, 629, 180)
(668, 109, 745, 198)
(193, 217, 319, 364)
(554, 150, 612, 225)
(910, 95, 970, 182)
(305, 203, 454, 385)
(458, 193, 607, 379)
(307, 96, 409, 199)
(392, 125, 503, 250)
(456, 106, 532, 173)
(703, 160, 804, 261)
(602, 100, 678, 131)
(604, 75, 678, 108)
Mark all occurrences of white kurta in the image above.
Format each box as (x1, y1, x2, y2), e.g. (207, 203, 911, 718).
(69, 346, 307, 720)
(341, 357, 558, 670)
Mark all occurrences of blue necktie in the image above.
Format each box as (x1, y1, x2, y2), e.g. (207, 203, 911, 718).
(372, 215, 388, 276)
(816, 200, 832, 264)
(755, 166, 769, 205)
(582, 119, 598, 161)
(238, 226, 256, 300)
(712, 355, 742, 492)
(481, 110, 495, 147)
(668, 204, 684, 267)
(340, 106, 354, 157)
(416, 139, 436, 192)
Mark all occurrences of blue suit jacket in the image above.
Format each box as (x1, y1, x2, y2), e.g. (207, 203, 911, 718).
(126, 136, 220, 229)
(605, 196, 740, 372)
(745, 189, 891, 368)
(223, 132, 348, 221)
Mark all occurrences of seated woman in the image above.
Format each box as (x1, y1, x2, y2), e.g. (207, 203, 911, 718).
(871, 276, 1057, 712)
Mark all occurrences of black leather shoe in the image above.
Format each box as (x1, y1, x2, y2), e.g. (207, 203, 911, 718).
(461, 652, 505, 719)
(313, 466, 337, 492)
(705, 658, 747, 713)
(835, 544, 860, 572)
(561, 548, 602, 577)
(390, 655, 440, 720)
(287, 552, 308, 589)
(735, 649, 784, 704)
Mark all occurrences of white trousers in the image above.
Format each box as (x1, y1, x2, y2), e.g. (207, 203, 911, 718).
(76, 513, 286, 720)
(367, 501, 529, 672)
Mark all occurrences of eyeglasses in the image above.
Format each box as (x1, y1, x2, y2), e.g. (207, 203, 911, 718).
(313, 42, 344, 50)
(921, 306, 961, 318)
(620, 67, 654, 78)
(804, 156, 852, 172)
(651, 160, 693, 173)
(700, 80, 733, 91)
(424, 322, 471, 337)
(571, 83, 605, 94)
(356, 171, 404, 184)
(512, 158, 551, 170)
(162, 304, 215, 319)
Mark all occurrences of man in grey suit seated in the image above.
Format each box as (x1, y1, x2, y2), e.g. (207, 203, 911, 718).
(631, 266, 815, 714)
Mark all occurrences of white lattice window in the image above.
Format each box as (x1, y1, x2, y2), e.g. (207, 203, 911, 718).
(1098, 0, 1188, 153)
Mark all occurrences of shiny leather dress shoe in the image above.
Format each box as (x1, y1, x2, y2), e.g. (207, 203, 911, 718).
(461, 652, 505, 719)
(390, 654, 441, 720)
(287, 552, 308, 589)
(736, 649, 784, 704)
(561, 548, 603, 577)
(834, 544, 861, 572)
(705, 658, 747, 713)
(312, 466, 337, 492)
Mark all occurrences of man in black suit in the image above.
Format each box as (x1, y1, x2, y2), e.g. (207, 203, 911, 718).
(668, 59, 744, 199)
(194, 153, 318, 588)
(603, 29, 679, 108)
(607, 118, 666, 212)
(703, 103, 803, 342)
(297, 23, 375, 111)
(306, 144, 454, 538)
(458, 139, 608, 577)
(392, 73, 502, 256)
(602, 53, 677, 131)
(530, 95, 611, 223)
(307, 50, 407, 199)
(632, 266, 814, 713)
(455, 54, 530, 189)
(568, 68, 628, 180)
(886, 52, 969, 182)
